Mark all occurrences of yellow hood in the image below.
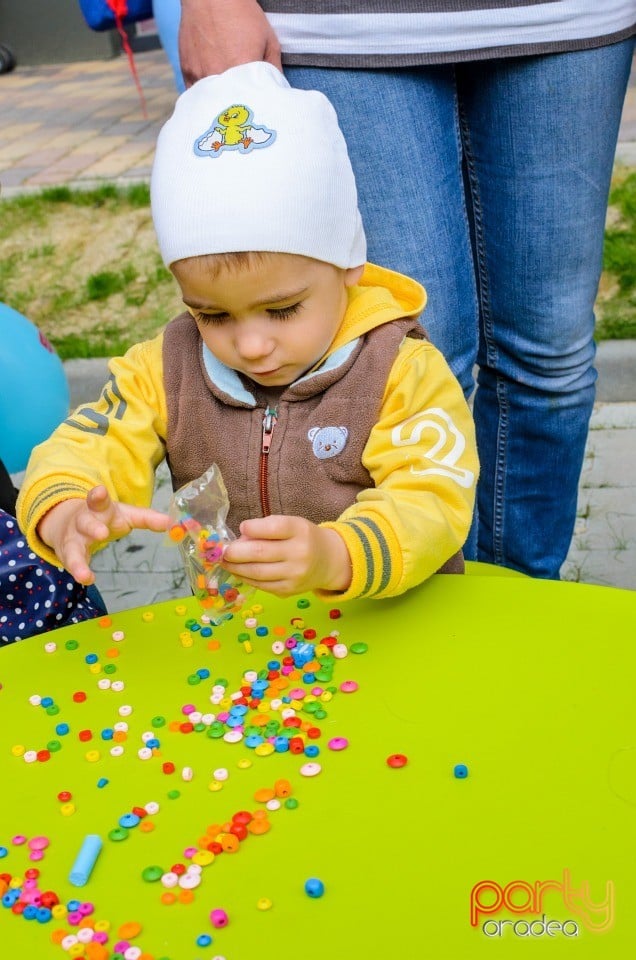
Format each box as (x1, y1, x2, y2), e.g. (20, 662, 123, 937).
(325, 262, 427, 360)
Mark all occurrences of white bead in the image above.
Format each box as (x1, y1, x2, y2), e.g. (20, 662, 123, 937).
(118, 704, 133, 717)
(111, 680, 125, 692)
(213, 767, 229, 781)
(110, 745, 124, 757)
(161, 871, 178, 888)
(97, 678, 111, 690)
(138, 747, 152, 761)
(181, 766, 194, 781)
(144, 801, 160, 815)
(332, 643, 348, 659)
(223, 730, 242, 743)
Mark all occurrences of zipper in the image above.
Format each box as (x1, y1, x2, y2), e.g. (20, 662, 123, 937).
(259, 405, 278, 516)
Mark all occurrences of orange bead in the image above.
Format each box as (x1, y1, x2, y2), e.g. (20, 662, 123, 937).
(85, 943, 109, 960)
(178, 889, 195, 904)
(139, 820, 155, 833)
(161, 892, 177, 906)
(118, 921, 143, 939)
(105, 647, 120, 658)
(207, 639, 221, 651)
(248, 818, 271, 835)
(113, 730, 127, 743)
(169, 524, 186, 542)
(254, 787, 275, 803)
(98, 616, 112, 628)
(51, 929, 68, 945)
(220, 833, 240, 853)
(274, 778, 293, 798)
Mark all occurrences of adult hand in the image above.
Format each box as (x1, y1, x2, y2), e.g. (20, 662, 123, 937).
(179, 0, 282, 87)
(221, 514, 352, 597)
(38, 485, 170, 586)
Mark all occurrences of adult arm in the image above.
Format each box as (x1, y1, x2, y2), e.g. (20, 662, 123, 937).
(179, 0, 282, 86)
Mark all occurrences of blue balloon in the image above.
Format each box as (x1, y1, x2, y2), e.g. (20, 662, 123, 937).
(0, 303, 70, 473)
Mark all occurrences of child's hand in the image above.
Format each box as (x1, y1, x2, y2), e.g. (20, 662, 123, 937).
(38, 485, 170, 586)
(221, 515, 352, 598)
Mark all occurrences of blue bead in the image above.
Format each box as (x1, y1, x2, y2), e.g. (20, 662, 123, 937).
(304, 745, 320, 758)
(40, 696, 53, 708)
(36, 907, 52, 923)
(200, 626, 212, 637)
(197, 667, 210, 679)
(245, 735, 264, 749)
(85, 653, 98, 664)
(145, 738, 160, 749)
(66, 900, 81, 912)
(453, 763, 469, 779)
(101, 728, 114, 740)
(189, 622, 201, 632)
(23, 905, 38, 920)
(196, 933, 213, 947)
(55, 723, 69, 736)
(119, 813, 140, 828)
(97, 778, 109, 788)
(302, 672, 316, 684)
(255, 626, 268, 636)
(2, 890, 19, 907)
(0, 846, 7, 858)
(274, 736, 289, 752)
(304, 877, 325, 898)
(267, 660, 281, 670)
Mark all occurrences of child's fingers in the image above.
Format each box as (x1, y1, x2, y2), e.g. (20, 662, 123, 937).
(60, 542, 96, 586)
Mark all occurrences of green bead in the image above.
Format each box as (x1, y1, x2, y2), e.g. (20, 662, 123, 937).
(208, 722, 225, 738)
(65, 639, 79, 650)
(103, 663, 117, 674)
(193, 722, 206, 733)
(351, 642, 368, 654)
(167, 789, 181, 800)
(215, 678, 229, 688)
(237, 632, 250, 643)
(296, 598, 311, 609)
(187, 673, 201, 685)
(315, 670, 332, 682)
(152, 715, 166, 728)
(142, 865, 164, 882)
(108, 827, 128, 842)
(284, 797, 299, 809)
(46, 740, 62, 752)
(314, 709, 327, 720)
(46, 704, 60, 715)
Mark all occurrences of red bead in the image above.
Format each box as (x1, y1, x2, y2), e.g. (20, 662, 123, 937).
(289, 736, 305, 754)
(171, 863, 186, 876)
(57, 790, 72, 802)
(329, 609, 342, 619)
(72, 691, 87, 703)
(78, 730, 92, 742)
(162, 761, 176, 774)
(40, 891, 59, 908)
(24, 869, 40, 880)
(306, 727, 321, 740)
(386, 753, 408, 769)
(321, 636, 337, 648)
(229, 823, 248, 841)
(132, 806, 147, 818)
(232, 811, 252, 825)
(208, 842, 223, 855)
(36, 749, 51, 762)
(303, 629, 317, 640)
(283, 716, 302, 728)
(180, 722, 194, 734)
(11, 902, 25, 915)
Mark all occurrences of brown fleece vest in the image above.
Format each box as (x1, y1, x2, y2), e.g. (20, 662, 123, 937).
(163, 313, 463, 573)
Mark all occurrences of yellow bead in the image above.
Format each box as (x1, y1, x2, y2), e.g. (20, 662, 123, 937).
(208, 780, 223, 792)
(88, 662, 102, 675)
(85, 750, 100, 763)
(94, 919, 110, 932)
(142, 610, 154, 622)
(60, 802, 75, 817)
(251, 603, 264, 614)
(256, 701, 270, 713)
(254, 742, 274, 757)
(192, 850, 215, 866)
(320, 691, 333, 703)
(69, 944, 85, 958)
(179, 631, 194, 647)
(237, 758, 252, 769)
(175, 604, 188, 615)
(52, 904, 68, 919)
(257, 897, 272, 911)
(243, 641, 253, 654)
(9, 877, 23, 889)
(11, 744, 26, 757)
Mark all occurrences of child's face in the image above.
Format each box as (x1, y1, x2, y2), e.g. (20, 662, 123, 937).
(173, 253, 363, 387)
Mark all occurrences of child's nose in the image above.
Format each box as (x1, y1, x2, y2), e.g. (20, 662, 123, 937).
(235, 327, 274, 360)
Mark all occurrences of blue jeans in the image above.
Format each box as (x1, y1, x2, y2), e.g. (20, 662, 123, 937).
(153, 0, 186, 94)
(287, 40, 634, 578)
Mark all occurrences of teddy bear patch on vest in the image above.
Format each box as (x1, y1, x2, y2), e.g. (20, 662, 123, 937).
(307, 425, 348, 460)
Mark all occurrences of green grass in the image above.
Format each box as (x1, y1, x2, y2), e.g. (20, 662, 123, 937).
(597, 168, 636, 340)
(0, 182, 178, 360)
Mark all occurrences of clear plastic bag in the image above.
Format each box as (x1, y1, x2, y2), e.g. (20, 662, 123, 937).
(167, 465, 252, 622)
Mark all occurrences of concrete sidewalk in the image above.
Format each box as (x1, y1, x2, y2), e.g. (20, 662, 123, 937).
(2, 48, 636, 606)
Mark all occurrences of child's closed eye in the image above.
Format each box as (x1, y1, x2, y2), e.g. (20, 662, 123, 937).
(266, 303, 302, 320)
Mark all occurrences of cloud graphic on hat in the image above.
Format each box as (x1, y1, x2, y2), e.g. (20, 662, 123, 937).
(194, 103, 275, 157)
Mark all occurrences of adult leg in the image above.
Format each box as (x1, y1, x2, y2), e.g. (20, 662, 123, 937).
(153, 0, 186, 94)
(458, 40, 634, 577)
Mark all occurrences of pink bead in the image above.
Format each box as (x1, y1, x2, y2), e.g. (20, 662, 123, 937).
(210, 908, 229, 928)
(182, 704, 196, 715)
(93, 932, 109, 945)
(183, 846, 198, 858)
(340, 680, 359, 693)
(328, 737, 349, 751)
(28, 835, 49, 851)
(78, 901, 94, 916)
(29, 850, 45, 861)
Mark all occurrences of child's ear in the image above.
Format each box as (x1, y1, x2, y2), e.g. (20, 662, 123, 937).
(344, 264, 365, 287)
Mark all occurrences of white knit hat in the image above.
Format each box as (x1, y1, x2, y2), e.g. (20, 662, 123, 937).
(151, 62, 367, 270)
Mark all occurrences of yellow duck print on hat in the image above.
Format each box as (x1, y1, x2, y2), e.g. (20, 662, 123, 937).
(194, 103, 276, 157)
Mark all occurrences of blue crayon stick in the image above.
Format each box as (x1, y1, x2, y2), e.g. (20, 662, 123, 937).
(69, 834, 103, 887)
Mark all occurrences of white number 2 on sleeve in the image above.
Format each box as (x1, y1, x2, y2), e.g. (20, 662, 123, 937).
(391, 407, 475, 488)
